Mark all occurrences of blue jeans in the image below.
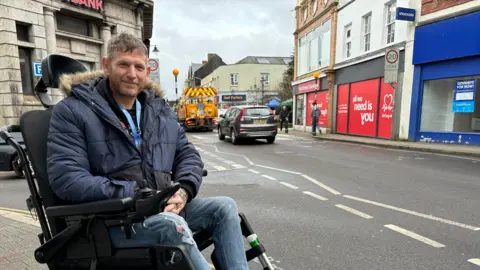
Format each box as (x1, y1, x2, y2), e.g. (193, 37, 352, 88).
(312, 117, 318, 134)
(109, 196, 248, 270)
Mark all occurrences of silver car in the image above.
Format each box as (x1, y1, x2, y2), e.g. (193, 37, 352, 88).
(217, 105, 278, 144)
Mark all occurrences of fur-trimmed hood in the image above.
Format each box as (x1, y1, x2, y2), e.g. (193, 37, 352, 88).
(58, 70, 164, 98)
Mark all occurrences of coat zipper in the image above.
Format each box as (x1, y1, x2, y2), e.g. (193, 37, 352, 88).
(87, 100, 148, 188)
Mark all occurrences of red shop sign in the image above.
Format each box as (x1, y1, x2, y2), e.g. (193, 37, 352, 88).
(63, 0, 104, 12)
(348, 79, 379, 137)
(306, 91, 329, 127)
(298, 79, 320, 94)
(336, 84, 349, 133)
(377, 78, 395, 139)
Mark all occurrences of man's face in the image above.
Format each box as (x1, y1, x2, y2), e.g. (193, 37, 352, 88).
(102, 49, 151, 98)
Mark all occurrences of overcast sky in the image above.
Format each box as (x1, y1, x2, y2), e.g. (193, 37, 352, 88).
(150, 0, 296, 100)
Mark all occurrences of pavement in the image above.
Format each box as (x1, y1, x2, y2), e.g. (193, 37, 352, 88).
(287, 128, 480, 158)
(0, 130, 480, 269)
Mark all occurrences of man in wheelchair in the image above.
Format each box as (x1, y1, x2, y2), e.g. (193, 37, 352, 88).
(45, 32, 248, 269)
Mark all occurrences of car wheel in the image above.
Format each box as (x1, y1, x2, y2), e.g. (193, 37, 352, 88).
(266, 136, 275, 144)
(231, 128, 239, 145)
(218, 127, 225, 140)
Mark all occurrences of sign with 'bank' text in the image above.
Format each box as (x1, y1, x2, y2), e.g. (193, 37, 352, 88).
(396, 7, 416, 22)
(452, 80, 476, 113)
(62, 0, 104, 12)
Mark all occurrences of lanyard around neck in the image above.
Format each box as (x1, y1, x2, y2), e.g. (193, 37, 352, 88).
(118, 99, 142, 148)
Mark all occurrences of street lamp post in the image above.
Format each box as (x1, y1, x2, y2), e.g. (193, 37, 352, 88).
(173, 68, 179, 105)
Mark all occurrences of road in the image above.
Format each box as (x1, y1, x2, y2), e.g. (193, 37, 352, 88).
(1, 130, 480, 269)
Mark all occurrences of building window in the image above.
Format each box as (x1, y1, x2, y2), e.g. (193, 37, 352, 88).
(420, 76, 480, 133)
(385, 2, 396, 44)
(260, 73, 269, 85)
(18, 48, 34, 95)
(297, 18, 331, 76)
(230, 73, 238, 86)
(362, 13, 371, 52)
(56, 13, 89, 36)
(344, 24, 352, 58)
(16, 23, 30, 42)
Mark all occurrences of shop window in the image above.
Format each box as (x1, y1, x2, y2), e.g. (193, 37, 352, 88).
(18, 47, 34, 95)
(297, 18, 331, 76)
(56, 13, 89, 36)
(295, 95, 304, 125)
(420, 76, 480, 133)
(16, 23, 30, 42)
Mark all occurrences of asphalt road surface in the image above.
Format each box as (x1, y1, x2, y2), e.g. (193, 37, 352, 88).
(1, 130, 479, 269)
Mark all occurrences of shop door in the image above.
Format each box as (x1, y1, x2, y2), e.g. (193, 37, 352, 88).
(336, 84, 349, 133)
(377, 78, 395, 139)
(348, 79, 379, 137)
(306, 91, 329, 127)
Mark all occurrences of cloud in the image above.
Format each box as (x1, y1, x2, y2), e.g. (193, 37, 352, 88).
(150, 0, 296, 100)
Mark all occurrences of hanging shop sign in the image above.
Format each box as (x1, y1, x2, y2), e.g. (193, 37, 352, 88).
(62, 0, 104, 12)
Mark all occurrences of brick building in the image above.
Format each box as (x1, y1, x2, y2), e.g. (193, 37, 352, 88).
(407, 0, 480, 145)
(0, 0, 154, 125)
(291, 0, 338, 133)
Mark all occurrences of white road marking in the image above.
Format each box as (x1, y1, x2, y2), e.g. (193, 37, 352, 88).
(223, 160, 235, 164)
(261, 175, 277, 181)
(243, 156, 254, 165)
(301, 175, 341, 195)
(302, 191, 328, 201)
(248, 169, 260, 174)
(468, 259, 480, 266)
(192, 135, 202, 140)
(215, 157, 226, 161)
(384, 224, 445, 248)
(232, 164, 246, 169)
(344, 195, 480, 231)
(280, 182, 299, 189)
(255, 165, 301, 175)
(213, 165, 227, 171)
(274, 151, 293, 154)
(335, 204, 373, 219)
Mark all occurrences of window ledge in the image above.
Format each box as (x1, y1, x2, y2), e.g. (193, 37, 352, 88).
(56, 31, 104, 45)
(17, 41, 36, 49)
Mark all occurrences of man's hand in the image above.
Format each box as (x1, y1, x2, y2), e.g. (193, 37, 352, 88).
(163, 188, 189, 215)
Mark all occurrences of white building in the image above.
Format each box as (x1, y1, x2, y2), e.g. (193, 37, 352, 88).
(201, 56, 290, 109)
(332, 0, 413, 140)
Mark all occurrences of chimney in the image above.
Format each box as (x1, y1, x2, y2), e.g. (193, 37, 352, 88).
(202, 60, 207, 64)
(207, 53, 216, 60)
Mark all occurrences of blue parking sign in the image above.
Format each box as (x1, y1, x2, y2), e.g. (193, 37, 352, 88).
(33, 62, 42, 77)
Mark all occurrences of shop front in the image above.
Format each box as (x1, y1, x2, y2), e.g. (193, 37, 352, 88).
(292, 77, 329, 131)
(409, 11, 480, 145)
(334, 52, 404, 139)
(0, 0, 153, 125)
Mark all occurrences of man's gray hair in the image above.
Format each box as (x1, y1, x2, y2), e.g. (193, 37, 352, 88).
(107, 32, 148, 60)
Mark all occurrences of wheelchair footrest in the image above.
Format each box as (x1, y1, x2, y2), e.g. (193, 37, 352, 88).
(154, 245, 195, 270)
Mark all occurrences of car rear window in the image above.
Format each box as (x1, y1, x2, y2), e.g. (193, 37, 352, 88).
(245, 108, 271, 116)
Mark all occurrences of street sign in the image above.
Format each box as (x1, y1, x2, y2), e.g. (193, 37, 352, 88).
(396, 7, 416, 22)
(148, 58, 159, 75)
(384, 49, 399, 84)
(33, 62, 42, 77)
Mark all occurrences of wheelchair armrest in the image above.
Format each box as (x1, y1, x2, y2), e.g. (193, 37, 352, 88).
(45, 198, 134, 217)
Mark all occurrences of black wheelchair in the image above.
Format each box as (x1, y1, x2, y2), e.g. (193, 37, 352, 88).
(0, 54, 274, 270)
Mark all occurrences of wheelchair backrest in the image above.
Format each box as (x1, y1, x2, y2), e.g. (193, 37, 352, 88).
(20, 109, 69, 235)
(18, 54, 88, 235)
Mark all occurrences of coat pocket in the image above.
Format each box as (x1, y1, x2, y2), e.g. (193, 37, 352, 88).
(153, 171, 172, 190)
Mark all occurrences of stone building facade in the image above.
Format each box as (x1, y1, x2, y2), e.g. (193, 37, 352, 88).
(0, 0, 154, 125)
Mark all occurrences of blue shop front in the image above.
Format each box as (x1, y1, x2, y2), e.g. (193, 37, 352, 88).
(409, 10, 480, 145)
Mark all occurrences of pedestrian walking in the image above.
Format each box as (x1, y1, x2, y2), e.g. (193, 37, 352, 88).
(279, 106, 289, 133)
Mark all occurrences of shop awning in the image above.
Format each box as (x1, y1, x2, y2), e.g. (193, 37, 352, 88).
(265, 97, 280, 108)
(280, 98, 293, 107)
(184, 87, 217, 96)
